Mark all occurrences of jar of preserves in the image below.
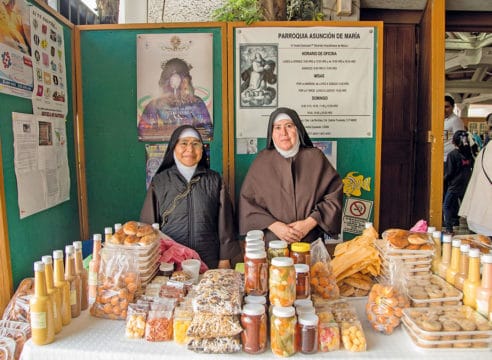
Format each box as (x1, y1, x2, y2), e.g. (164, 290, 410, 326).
(245, 250, 268, 296)
(241, 303, 267, 354)
(294, 298, 313, 308)
(246, 230, 264, 241)
(294, 263, 310, 299)
(297, 313, 319, 354)
(269, 257, 296, 307)
(271, 306, 296, 357)
(290, 242, 311, 265)
(268, 240, 289, 262)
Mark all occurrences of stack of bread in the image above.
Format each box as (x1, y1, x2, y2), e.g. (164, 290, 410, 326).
(331, 225, 380, 297)
(376, 229, 435, 283)
(105, 221, 161, 286)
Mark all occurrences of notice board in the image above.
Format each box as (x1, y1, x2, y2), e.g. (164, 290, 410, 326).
(227, 22, 383, 240)
(76, 23, 228, 236)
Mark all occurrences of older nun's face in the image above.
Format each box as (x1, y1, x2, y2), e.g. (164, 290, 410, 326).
(272, 119, 298, 151)
(174, 137, 203, 167)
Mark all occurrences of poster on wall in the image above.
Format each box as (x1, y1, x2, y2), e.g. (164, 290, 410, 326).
(0, 0, 33, 98)
(235, 26, 374, 139)
(30, 6, 68, 119)
(145, 143, 167, 189)
(12, 112, 70, 219)
(137, 33, 214, 142)
(312, 140, 337, 169)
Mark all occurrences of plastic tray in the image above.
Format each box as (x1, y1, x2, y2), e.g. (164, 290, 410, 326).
(375, 239, 435, 257)
(104, 239, 159, 258)
(407, 274, 462, 307)
(402, 305, 492, 348)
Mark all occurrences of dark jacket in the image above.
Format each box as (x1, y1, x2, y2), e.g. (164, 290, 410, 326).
(444, 148, 473, 195)
(140, 164, 240, 269)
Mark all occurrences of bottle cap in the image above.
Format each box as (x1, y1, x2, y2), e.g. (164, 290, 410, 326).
(298, 313, 319, 326)
(246, 230, 264, 240)
(294, 298, 313, 308)
(291, 242, 310, 252)
(93, 233, 102, 241)
(152, 223, 160, 230)
(242, 303, 265, 316)
(432, 230, 442, 239)
(114, 223, 122, 231)
(53, 250, 63, 259)
(104, 227, 112, 234)
(442, 234, 452, 243)
(269, 240, 288, 249)
(365, 222, 373, 229)
(271, 257, 294, 267)
(481, 254, 492, 264)
(272, 306, 295, 318)
(427, 226, 436, 233)
(34, 261, 45, 272)
(296, 306, 316, 316)
(245, 250, 266, 259)
(460, 244, 470, 253)
(73, 241, 82, 250)
(41, 255, 52, 264)
(244, 295, 267, 305)
(452, 239, 461, 248)
(65, 245, 74, 254)
(469, 248, 480, 258)
(294, 263, 309, 273)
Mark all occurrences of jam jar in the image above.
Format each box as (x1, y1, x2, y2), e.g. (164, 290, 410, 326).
(294, 263, 310, 299)
(241, 303, 267, 354)
(271, 306, 297, 357)
(297, 313, 319, 354)
(290, 242, 311, 265)
(268, 240, 289, 262)
(245, 250, 268, 296)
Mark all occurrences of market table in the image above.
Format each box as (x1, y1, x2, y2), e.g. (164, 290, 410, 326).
(20, 298, 491, 360)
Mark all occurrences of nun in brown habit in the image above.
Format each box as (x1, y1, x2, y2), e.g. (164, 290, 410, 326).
(238, 107, 343, 244)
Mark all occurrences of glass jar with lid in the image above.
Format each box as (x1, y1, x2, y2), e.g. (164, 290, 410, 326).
(241, 303, 267, 354)
(271, 306, 296, 357)
(297, 313, 319, 354)
(294, 263, 310, 299)
(268, 240, 289, 262)
(269, 257, 296, 307)
(245, 250, 268, 296)
(290, 242, 311, 265)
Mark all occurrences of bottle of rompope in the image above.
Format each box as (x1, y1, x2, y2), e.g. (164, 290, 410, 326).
(30, 261, 55, 345)
(41, 255, 62, 334)
(65, 245, 81, 318)
(73, 241, 89, 310)
(53, 249, 71, 325)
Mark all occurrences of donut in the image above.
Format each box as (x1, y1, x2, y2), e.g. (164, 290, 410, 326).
(123, 221, 139, 236)
(408, 233, 429, 245)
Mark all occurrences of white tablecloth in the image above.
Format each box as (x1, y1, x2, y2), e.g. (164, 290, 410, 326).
(21, 299, 491, 360)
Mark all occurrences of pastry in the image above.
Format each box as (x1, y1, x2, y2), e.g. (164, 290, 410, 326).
(405, 244, 421, 250)
(139, 232, 158, 245)
(419, 243, 433, 251)
(123, 221, 139, 236)
(136, 224, 154, 237)
(124, 235, 139, 245)
(339, 283, 355, 297)
(111, 230, 125, 244)
(385, 229, 409, 249)
(344, 276, 372, 291)
(408, 233, 428, 245)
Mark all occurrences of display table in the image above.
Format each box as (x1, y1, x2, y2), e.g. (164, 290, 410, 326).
(20, 299, 491, 360)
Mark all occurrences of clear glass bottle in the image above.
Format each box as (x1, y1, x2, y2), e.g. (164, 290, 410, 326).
(476, 254, 492, 318)
(454, 244, 470, 291)
(297, 313, 319, 354)
(41, 255, 62, 334)
(241, 303, 267, 354)
(463, 248, 481, 309)
(73, 241, 89, 310)
(431, 230, 442, 274)
(437, 234, 452, 279)
(88, 233, 102, 303)
(244, 250, 268, 296)
(268, 240, 289, 262)
(446, 239, 462, 284)
(290, 242, 311, 265)
(294, 263, 310, 299)
(30, 261, 55, 345)
(271, 306, 296, 357)
(269, 257, 296, 307)
(65, 245, 81, 318)
(53, 249, 71, 325)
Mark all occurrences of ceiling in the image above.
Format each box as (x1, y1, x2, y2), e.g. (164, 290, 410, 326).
(360, 1, 492, 109)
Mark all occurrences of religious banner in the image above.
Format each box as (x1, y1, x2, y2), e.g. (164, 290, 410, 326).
(235, 26, 375, 139)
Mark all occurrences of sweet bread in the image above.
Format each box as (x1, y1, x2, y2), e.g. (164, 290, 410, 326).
(139, 232, 158, 245)
(123, 221, 139, 236)
(385, 229, 409, 249)
(419, 243, 433, 251)
(408, 233, 428, 245)
(136, 224, 154, 237)
(339, 283, 355, 297)
(405, 244, 421, 250)
(110, 230, 125, 244)
(124, 235, 139, 245)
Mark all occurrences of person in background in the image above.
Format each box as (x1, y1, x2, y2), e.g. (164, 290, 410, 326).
(140, 125, 241, 269)
(444, 95, 465, 163)
(238, 107, 343, 244)
(459, 141, 492, 236)
(443, 130, 473, 234)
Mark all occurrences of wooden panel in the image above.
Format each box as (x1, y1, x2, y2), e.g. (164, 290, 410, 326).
(379, 24, 418, 231)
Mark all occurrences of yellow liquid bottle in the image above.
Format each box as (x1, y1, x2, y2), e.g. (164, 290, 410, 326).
(437, 234, 452, 279)
(104, 227, 113, 243)
(445, 239, 461, 284)
(41, 255, 62, 334)
(30, 261, 55, 345)
(65, 245, 81, 318)
(454, 244, 470, 291)
(463, 248, 481, 309)
(431, 230, 441, 274)
(476, 254, 492, 318)
(73, 241, 89, 311)
(88, 233, 102, 304)
(53, 249, 71, 325)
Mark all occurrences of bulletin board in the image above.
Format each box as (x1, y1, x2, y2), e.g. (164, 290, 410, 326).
(227, 22, 383, 240)
(76, 23, 228, 237)
(0, 1, 79, 287)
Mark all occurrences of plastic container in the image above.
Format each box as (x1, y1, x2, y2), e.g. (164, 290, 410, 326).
(438, 234, 452, 279)
(407, 274, 462, 308)
(269, 257, 296, 307)
(476, 254, 492, 318)
(446, 239, 462, 284)
(53, 250, 71, 326)
(319, 321, 340, 352)
(241, 303, 267, 354)
(268, 240, 289, 262)
(244, 250, 268, 296)
(159, 262, 174, 277)
(173, 306, 193, 345)
(454, 244, 470, 291)
(297, 314, 319, 354)
(290, 242, 311, 265)
(41, 255, 62, 334)
(30, 261, 55, 345)
(463, 248, 481, 309)
(270, 306, 296, 357)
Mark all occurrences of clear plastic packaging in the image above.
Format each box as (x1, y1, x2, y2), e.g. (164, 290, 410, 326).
(407, 274, 463, 308)
(310, 239, 339, 300)
(270, 306, 297, 357)
(173, 306, 193, 345)
(269, 257, 296, 307)
(0, 336, 16, 360)
(318, 321, 340, 352)
(125, 303, 149, 339)
(340, 320, 367, 352)
(187, 313, 242, 338)
(145, 300, 175, 341)
(0, 320, 30, 360)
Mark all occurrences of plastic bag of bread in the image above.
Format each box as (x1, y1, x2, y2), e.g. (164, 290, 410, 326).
(310, 238, 339, 300)
(0, 320, 30, 360)
(90, 248, 141, 320)
(186, 313, 242, 338)
(187, 335, 242, 353)
(2, 278, 34, 324)
(108, 221, 160, 246)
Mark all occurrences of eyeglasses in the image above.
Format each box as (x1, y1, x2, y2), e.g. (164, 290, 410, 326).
(177, 140, 202, 149)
